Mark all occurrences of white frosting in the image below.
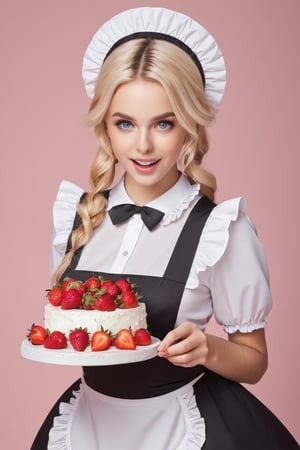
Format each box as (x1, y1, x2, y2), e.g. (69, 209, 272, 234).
(44, 303, 147, 336)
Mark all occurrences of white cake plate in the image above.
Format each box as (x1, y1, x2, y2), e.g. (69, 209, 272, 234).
(20, 337, 160, 366)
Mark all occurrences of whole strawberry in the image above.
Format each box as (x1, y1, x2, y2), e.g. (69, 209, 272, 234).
(82, 289, 102, 309)
(120, 291, 138, 309)
(61, 288, 82, 309)
(81, 290, 96, 310)
(44, 331, 67, 349)
(134, 328, 152, 346)
(101, 279, 113, 290)
(106, 283, 121, 298)
(67, 280, 87, 296)
(85, 276, 101, 290)
(61, 277, 76, 291)
(114, 278, 132, 293)
(69, 328, 89, 352)
(93, 293, 117, 311)
(47, 286, 64, 306)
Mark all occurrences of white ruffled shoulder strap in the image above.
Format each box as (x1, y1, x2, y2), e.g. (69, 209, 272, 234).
(51, 180, 84, 270)
(187, 196, 247, 288)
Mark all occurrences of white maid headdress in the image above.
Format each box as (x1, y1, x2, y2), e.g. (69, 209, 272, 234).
(82, 7, 226, 111)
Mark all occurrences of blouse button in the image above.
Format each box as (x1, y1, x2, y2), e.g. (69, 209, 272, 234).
(122, 251, 129, 256)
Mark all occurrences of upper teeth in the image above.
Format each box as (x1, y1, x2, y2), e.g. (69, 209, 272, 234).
(137, 161, 155, 166)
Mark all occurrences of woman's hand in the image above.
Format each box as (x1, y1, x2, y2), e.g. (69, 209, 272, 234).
(157, 322, 208, 368)
(157, 322, 268, 384)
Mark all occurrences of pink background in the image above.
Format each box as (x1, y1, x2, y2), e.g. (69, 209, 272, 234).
(1, 0, 299, 447)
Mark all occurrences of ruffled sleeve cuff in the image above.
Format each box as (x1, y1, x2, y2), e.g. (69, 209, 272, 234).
(224, 319, 267, 334)
(50, 180, 84, 273)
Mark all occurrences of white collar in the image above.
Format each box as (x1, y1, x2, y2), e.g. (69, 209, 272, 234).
(108, 175, 201, 224)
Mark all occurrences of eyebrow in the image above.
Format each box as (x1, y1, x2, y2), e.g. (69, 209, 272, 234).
(111, 112, 176, 121)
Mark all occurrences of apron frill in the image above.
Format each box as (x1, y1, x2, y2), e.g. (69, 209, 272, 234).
(48, 388, 81, 450)
(48, 376, 206, 450)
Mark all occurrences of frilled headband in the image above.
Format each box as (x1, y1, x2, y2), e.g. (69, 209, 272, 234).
(82, 7, 226, 111)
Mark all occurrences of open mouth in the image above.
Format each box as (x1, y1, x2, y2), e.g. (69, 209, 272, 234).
(132, 159, 159, 167)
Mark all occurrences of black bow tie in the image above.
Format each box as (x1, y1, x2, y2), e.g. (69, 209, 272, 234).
(108, 204, 164, 231)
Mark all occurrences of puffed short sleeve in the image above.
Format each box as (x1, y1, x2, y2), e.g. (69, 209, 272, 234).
(187, 198, 272, 333)
(50, 180, 84, 274)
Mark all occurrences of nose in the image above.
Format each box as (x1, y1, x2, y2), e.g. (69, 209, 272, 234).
(136, 129, 153, 154)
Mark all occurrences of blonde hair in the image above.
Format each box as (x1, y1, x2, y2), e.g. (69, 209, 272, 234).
(53, 38, 216, 283)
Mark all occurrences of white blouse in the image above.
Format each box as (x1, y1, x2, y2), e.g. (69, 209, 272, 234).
(50, 175, 272, 334)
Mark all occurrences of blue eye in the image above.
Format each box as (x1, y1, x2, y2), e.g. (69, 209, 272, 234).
(116, 120, 132, 130)
(157, 120, 174, 130)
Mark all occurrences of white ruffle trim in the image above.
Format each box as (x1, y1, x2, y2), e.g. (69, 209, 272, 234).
(52, 180, 84, 258)
(48, 387, 81, 450)
(187, 197, 246, 287)
(47, 379, 206, 450)
(225, 319, 267, 334)
(178, 384, 206, 449)
(82, 7, 226, 111)
(163, 183, 200, 225)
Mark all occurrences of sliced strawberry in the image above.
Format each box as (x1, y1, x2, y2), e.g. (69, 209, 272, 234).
(114, 329, 136, 350)
(120, 291, 138, 309)
(91, 329, 112, 351)
(27, 323, 47, 345)
(47, 286, 64, 306)
(69, 328, 89, 352)
(134, 328, 152, 346)
(61, 288, 83, 309)
(85, 276, 101, 290)
(44, 331, 67, 349)
(93, 293, 116, 311)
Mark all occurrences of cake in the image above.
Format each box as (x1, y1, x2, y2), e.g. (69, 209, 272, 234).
(21, 276, 155, 362)
(44, 276, 148, 336)
(44, 302, 147, 336)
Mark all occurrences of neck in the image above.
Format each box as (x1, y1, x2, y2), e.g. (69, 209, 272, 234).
(124, 172, 181, 205)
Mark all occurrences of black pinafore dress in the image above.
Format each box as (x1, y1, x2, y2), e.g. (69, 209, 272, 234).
(31, 197, 299, 449)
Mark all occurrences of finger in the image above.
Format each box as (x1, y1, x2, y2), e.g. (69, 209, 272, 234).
(158, 333, 199, 359)
(157, 329, 184, 353)
(158, 340, 182, 357)
(165, 350, 201, 367)
(165, 344, 207, 367)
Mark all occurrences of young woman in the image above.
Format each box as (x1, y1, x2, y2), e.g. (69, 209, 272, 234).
(31, 7, 299, 449)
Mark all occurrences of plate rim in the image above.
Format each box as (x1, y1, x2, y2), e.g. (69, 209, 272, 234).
(20, 337, 160, 366)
